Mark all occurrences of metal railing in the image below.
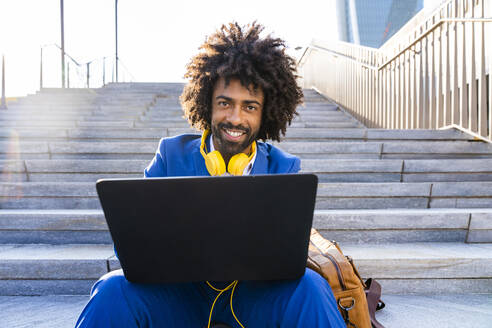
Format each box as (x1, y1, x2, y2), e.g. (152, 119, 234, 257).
(40, 44, 134, 89)
(1, 55, 6, 109)
(298, 0, 492, 142)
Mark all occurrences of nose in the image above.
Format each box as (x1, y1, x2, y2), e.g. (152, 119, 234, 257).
(227, 105, 242, 125)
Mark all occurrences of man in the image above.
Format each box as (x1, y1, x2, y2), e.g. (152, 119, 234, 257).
(75, 22, 344, 328)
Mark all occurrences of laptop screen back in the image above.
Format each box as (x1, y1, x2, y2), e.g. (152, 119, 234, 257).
(96, 174, 318, 283)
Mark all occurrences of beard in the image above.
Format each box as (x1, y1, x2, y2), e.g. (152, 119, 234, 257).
(211, 122, 258, 160)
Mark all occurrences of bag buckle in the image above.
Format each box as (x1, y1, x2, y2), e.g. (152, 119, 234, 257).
(338, 297, 357, 328)
(338, 297, 355, 311)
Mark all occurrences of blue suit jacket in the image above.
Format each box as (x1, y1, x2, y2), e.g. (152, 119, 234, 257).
(144, 134, 300, 177)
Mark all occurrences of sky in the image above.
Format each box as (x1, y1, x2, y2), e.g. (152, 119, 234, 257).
(0, 0, 339, 98)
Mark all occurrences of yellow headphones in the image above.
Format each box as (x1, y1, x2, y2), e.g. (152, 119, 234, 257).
(200, 129, 256, 176)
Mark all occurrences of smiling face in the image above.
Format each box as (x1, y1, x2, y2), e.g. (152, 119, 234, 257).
(210, 77, 264, 164)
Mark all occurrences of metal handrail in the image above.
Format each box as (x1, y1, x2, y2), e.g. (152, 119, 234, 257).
(40, 44, 134, 89)
(117, 59, 136, 81)
(301, 45, 379, 70)
(379, 0, 458, 51)
(40, 43, 85, 89)
(42, 43, 81, 66)
(379, 17, 492, 70)
(298, 0, 491, 142)
(299, 17, 492, 72)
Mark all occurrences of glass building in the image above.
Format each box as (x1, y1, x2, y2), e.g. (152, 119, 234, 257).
(336, 0, 425, 48)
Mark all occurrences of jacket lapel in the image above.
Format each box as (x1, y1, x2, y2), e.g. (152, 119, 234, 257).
(251, 143, 269, 175)
(192, 138, 210, 176)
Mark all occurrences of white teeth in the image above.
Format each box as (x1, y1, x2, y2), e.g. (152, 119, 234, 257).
(226, 130, 243, 137)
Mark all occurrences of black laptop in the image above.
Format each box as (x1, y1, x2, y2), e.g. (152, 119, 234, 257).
(96, 174, 318, 283)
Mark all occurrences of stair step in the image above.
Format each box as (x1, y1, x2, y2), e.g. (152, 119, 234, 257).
(277, 141, 492, 159)
(1, 208, 490, 244)
(381, 141, 492, 158)
(0, 295, 88, 328)
(292, 116, 357, 123)
(0, 244, 112, 295)
(1, 242, 490, 295)
(303, 159, 404, 182)
(0, 244, 113, 278)
(0, 294, 490, 328)
(0, 141, 156, 160)
(316, 181, 492, 209)
(303, 158, 492, 182)
(0, 128, 474, 143)
(1, 181, 492, 209)
(315, 208, 492, 243)
(0, 159, 147, 182)
(0, 114, 143, 122)
(68, 128, 194, 141)
(0, 182, 100, 209)
(133, 121, 363, 128)
(340, 242, 492, 294)
(0, 210, 109, 244)
(2, 158, 492, 183)
(4, 140, 490, 160)
(376, 294, 492, 327)
(0, 121, 135, 128)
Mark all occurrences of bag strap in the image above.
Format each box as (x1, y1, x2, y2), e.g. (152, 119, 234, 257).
(365, 278, 385, 328)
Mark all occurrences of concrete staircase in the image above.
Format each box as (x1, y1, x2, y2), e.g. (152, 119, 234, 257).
(0, 83, 491, 327)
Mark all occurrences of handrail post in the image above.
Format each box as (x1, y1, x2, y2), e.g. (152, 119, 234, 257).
(86, 62, 90, 88)
(115, 0, 119, 82)
(1, 55, 6, 110)
(40, 47, 43, 90)
(60, 0, 66, 88)
(103, 57, 106, 85)
(67, 61, 70, 88)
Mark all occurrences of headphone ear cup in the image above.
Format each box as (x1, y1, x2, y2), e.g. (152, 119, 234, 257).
(205, 151, 226, 176)
(227, 153, 249, 176)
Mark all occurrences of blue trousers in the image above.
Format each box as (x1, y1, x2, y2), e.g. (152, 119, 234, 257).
(75, 268, 345, 328)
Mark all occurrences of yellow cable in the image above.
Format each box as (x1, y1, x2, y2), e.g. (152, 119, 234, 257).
(207, 288, 227, 328)
(206, 280, 234, 292)
(230, 281, 245, 328)
(206, 280, 246, 328)
(206, 281, 236, 328)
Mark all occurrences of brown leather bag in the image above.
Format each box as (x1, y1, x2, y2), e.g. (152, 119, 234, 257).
(307, 229, 385, 328)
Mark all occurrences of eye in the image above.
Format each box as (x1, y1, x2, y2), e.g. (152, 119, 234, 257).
(246, 105, 257, 111)
(218, 101, 229, 107)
